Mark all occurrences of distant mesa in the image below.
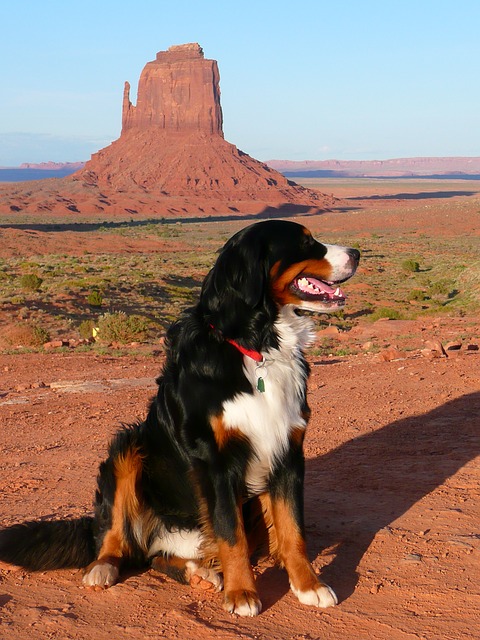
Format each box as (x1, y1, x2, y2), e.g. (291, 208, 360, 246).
(74, 43, 326, 206)
(0, 43, 332, 216)
(266, 157, 480, 179)
(19, 161, 85, 171)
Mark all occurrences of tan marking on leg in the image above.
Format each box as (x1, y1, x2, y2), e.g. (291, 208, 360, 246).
(268, 496, 337, 607)
(269, 496, 318, 591)
(244, 493, 277, 558)
(100, 448, 143, 559)
(84, 447, 143, 588)
(218, 507, 261, 616)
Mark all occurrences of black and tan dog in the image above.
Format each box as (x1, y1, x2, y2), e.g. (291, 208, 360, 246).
(0, 220, 359, 616)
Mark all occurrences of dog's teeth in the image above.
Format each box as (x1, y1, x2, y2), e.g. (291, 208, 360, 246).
(334, 287, 341, 296)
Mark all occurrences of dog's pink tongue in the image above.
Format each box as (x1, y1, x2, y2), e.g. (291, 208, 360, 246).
(298, 277, 346, 299)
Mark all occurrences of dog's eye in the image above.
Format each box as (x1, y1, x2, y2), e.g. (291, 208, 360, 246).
(302, 234, 315, 249)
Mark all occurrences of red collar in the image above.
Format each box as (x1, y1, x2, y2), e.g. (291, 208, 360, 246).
(210, 325, 264, 363)
(225, 338, 264, 363)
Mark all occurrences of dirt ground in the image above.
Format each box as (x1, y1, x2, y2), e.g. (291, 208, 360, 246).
(0, 179, 479, 639)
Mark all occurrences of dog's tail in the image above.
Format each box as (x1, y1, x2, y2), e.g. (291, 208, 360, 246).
(0, 517, 96, 570)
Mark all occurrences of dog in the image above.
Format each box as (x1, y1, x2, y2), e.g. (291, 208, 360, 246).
(0, 220, 359, 617)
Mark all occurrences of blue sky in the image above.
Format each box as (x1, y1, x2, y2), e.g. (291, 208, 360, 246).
(1, 0, 479, 165)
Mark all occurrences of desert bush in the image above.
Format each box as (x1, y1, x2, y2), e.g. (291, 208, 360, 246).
(409, 289, 427, 301)
(402, 259, 420, 273)
(3, 323, 50, 348)
(87, 289, 103, 307)
(428, 279, 453, 296)
(456, 261, 480, 305)
(79, 319, 96, 340)
(20, 273, 43, 291)
(96, 311, 149, 343)
(369, 307, 402, 321)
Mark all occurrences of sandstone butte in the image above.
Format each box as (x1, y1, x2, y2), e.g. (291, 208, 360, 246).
(0, 43, 335, 217)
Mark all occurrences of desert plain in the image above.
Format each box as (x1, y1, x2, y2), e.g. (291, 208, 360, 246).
(0, 177, 479, 639)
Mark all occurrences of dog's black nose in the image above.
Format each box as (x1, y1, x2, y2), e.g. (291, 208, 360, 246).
(348, 248, 361, 264)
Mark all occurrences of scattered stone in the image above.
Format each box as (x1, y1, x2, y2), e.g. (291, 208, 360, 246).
(317, 326, 340, 337)
(444, 341, 462, 351)
(43, 340, 68, 350)
(421, 339, 447, 359)
(467, 343, 479, 351)
(15, 383, 31, 392)
(379, 348, 405, 362)
(362, 341, 374, 351)
(402, 553, 423, 564)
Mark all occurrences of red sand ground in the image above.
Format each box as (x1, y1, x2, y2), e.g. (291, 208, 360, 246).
(0, 180, 479, 639)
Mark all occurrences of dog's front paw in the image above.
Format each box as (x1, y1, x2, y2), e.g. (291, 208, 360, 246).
(83, 561, 119, 589)
(291, 582, 338, 608)
(185, 560, 223, 592)
(223, 589, 262, 617)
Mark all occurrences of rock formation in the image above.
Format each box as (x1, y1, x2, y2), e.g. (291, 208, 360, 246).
(0, 43, 335, 216)
(74, 43, 327, 205)
(121, 43, 223, 136)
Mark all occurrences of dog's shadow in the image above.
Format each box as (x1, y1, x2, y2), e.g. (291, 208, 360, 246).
(259, 391, 480, 607)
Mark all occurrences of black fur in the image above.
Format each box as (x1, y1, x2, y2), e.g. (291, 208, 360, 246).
(0, 220, 359, 614)
(0, 518, 95, 570)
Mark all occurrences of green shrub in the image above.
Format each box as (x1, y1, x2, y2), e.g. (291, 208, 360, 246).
(369, 307, 402, 321)
(409, 289, 427, 301)
(4, 323, 49, 347)
(87, 289, 103, 307)
(402, 259, 420, 273)
(33, 326, 51, 346)
(428, 279, 452, 296)
(20, 273, 43, 291)
(96, 311, 149, 343)
(79, 319, 96, 340)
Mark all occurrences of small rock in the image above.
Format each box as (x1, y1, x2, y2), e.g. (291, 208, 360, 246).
(421, 339, 447, 359)
(444, 341, 462, 351)
(31, 381, 47, 389)
(424, 339, 447, 354)
(370, 582, 383, 594)
(317, 326, 340, 337)
(379, 348, 405, 362)
(362, 341, 374, 351)
(402, 553, 423, 563)
(15, 383, 31, 392)
(43, 340, 68, 350)
(421, 349, 440, 360)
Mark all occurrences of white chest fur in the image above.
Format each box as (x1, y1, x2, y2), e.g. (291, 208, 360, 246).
(221, 307, 315, 495)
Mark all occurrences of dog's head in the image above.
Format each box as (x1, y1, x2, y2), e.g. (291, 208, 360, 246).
(201, 220, 359, 342)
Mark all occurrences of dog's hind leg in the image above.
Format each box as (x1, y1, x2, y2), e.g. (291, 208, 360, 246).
(83, 448, 143, 589)
(151, 555, 223, 592)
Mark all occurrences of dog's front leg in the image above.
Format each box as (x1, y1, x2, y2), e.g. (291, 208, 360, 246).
(267, 430, 338, 609)
(215, 498, 262, 617)
(194, 416, 262, 616)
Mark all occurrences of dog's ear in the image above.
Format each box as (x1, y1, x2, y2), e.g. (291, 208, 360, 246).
(200, 230, 270, 337)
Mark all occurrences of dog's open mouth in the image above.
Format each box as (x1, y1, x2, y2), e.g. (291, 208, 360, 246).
(290, 276, 347, 306)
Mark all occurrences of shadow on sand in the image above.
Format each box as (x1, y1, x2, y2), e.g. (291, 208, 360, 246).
(348, 190, 478, 201)
(258, 392, 479, 608)
(0, 203, 339, 234)
(306, 391, 480, 602)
